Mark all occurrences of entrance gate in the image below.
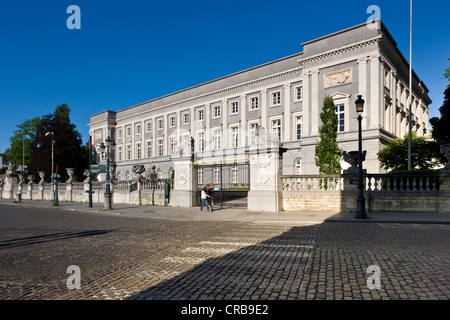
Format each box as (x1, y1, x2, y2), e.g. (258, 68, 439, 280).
(196, 162, 250, 209)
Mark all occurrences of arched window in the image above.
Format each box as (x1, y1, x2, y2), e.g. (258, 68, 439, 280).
(293, 158, 302, 175)
(117, 171, 121, 181)
(126, 171, 130, 181)
(168, 167, 174, 179)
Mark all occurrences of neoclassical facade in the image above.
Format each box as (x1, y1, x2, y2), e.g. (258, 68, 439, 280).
(88, 20, 431, 180)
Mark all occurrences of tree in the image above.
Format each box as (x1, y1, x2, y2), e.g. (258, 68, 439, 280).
(315, 95, 342, 174)
(377, 132, 446, 172)
(28, 104, 88, 182)
(4, 117, 41, 172)
(429, 58, 450, 143)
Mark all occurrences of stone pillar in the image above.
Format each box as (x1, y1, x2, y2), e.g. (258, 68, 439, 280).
(438, 142, 450, 213)
(247, 127, 283, 212)
(171, 156, 197, 208)
(3, 162, 18, 199)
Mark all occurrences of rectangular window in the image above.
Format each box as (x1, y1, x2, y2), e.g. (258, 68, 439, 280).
(136, 125, 141, 134)
(213, 105, 221, 118)
(146, 122, 152, 133)
(126, 127, 131, 136)
(231, 101, 239, 114)
(296, 116, 303, 140)
(214, 167, 220, 184)
(272, 92, 281, 106)
(198, 168, 204, 185)
(118, 129, 122, 139)
(127, 145, 131, 160)
(272, 119, 281, 140)
(250, 97, 259, 110)
(118, 146, 122, 161)
(231, 165, 238, 184)
(296, 86, 303, 100)
(250, 123, 259, 145)
(335, 105, 345, 132)
(198, 109, 204, 121)
(183, 113, 189, 124)
(158, 119, 163, 130)
(197, 132, 205, 152)
(136, 143, 141, 159)
(146, 141, 152, 158)
(158, 139, 164, 156)
(213, 129, 221, 150)
(170, 116, 176, 128)
(231, 126, 239, 148)
(170, 137, 176, 155)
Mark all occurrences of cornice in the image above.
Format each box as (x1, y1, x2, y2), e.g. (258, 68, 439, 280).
(297, 36, 382, 65)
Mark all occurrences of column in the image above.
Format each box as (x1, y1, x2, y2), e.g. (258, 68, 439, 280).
(284, 83, 291, 141)
(240, 94, 246, 147)
(357, 57, 369, 128)
(369, 54, 381, 129)
(171, 155, 197, 208)
(311, 70, 320, 136)
(261, 89, 267, 130)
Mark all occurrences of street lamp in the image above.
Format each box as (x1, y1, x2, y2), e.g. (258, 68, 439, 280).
(45, 132, 56, 205)
(355, 95, 367, 219)
(100, 136, 115, 210)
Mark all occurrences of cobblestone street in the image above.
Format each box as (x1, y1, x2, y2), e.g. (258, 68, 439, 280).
(0, 204, 449, 301)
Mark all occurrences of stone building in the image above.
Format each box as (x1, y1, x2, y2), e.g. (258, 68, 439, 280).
(88, 19, 431, 181)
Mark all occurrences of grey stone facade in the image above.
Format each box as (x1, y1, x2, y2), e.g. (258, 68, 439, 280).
(88, 20, 431, 180)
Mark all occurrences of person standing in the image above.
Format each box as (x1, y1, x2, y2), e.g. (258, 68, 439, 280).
(207, 184, 215, 212)
(200, 186, 210, 212)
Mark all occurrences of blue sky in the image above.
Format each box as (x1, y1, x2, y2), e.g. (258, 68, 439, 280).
(0, 0, 449, 152)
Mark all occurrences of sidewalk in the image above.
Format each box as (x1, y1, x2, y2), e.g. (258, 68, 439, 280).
(1, 199, 449, 224)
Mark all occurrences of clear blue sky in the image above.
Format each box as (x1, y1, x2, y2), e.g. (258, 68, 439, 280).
(0, 0, 449, 152)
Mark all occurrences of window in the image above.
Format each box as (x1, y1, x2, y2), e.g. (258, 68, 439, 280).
(198, 109, 204, 121)
(146, 141, 152, 158)
(231, 126, 239, 148)
(296, 116, 303, 140)
(158, 139, 164, 156)
(197, 132, 205, 152)
(231, 165, 238, 184)
(213, 105, 221, 118)
(231, 101, 239, 114)
(294, 159, 302, 174)
(296, 86, 303, 100)
(118, 129, 122, 139)
(118, 146, 122, 161)
(213, 129, 221, 150)
(136, 143, 142, 159)
(146, 122, 152, 133)
(335, 105, 345, 132)
(250, 123, 259, 145)
(183, 113, 189, 125)
(136, 125, 141, 134)
(214, 167, 220, 183)
(272, 119, 281, 140)
(158, 119, 163, 130)
(250, 97, 259, 110)
(272, 92, 281, 106)
(170, 116, 176, 128)
(126, 127, 131, 136)
(170, 137, 176, 155)
(198, 168, 204, 185)
(127, 145, 131, 160)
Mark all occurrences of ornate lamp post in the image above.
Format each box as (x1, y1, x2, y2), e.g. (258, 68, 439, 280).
(355, 95, 367, 219)
(100, 136, 115, 210)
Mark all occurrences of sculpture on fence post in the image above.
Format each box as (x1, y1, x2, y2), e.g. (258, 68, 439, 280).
(343, 151, 366, 175)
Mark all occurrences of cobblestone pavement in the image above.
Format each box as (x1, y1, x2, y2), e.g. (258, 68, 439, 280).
(0, 204, 449, 300)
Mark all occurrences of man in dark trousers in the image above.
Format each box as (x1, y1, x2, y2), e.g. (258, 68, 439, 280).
(207, 184, 215, 212)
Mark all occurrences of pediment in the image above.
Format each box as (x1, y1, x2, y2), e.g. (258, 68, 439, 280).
(330, 92, 351, 100)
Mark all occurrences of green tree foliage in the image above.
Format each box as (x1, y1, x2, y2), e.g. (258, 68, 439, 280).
(28, 104, 88, 182)
(429, 59, 450, 143)
(377, 132, 446, 171)
(315, 95, 342, 174)
(4, 117, 41, 171)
